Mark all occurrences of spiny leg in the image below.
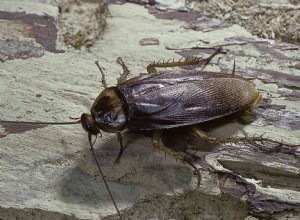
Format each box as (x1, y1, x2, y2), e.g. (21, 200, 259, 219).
(95, 61, 108, 89)
(191, 126, 261, 143)
(152, 130, 202, 185)
(201, 47, 225, 70)
(116, 57, 130, 84)
(191, 126, 299, 150)
(231, 58, 236, 75)
(147, 47, 224, 74)
(114, 132, 127, 163)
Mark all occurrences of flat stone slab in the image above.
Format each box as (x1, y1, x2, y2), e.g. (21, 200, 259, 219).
(1, 1, 299, 220)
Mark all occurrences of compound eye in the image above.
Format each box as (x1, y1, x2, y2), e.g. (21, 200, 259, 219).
(80, 113, 100, 135)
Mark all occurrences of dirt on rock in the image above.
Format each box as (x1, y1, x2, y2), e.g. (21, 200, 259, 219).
(187, 0, 300, 45)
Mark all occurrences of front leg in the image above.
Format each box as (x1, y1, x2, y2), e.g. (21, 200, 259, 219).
(116, 57, 130, 84)
(114, 132, 127, 163)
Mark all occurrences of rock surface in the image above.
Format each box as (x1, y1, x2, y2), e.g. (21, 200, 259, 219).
(0, 0, 299, 220)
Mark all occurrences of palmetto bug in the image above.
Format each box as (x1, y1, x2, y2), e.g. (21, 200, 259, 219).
(1, 48, 296, 219)
(81, 47, 265, 163)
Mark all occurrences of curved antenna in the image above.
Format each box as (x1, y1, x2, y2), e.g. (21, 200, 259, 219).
(87, 133, 123, 220)
(0, 120, 81, 125)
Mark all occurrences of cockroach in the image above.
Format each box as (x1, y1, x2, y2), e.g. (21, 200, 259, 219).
(1, 48, 298, 219)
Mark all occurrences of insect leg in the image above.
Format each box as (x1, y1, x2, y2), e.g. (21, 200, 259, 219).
(231, 58, 236, 75)
(147, 47, 224, 73)
(152, 130, 182, 159)
(191, 126, 260, 143)
(114, 132, 127, 163)
(152, 130, 202, 184)
(116, 57, 130, 84)
(191, 126, 299, 149)
(95, 61, 108, 89)
(200, 47, 225, 70)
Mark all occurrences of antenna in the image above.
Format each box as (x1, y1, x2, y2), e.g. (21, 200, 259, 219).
(0, 119, 122, 219)
(87, 133, 122, 219)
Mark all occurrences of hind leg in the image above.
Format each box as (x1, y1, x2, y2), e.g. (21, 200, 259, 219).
(190, 125, 299, 153)
(147, 47, 225, 73)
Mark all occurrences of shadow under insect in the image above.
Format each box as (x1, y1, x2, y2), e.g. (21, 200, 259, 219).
(58, 132, 193, 208)
(57, 108, 260, 210)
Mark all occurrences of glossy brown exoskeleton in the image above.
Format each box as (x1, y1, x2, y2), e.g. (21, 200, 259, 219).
(84, 65, 260, 132)
(81, 48, 263, 166)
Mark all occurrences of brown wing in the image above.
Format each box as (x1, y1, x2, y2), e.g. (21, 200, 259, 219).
(118, 70, 260, 130)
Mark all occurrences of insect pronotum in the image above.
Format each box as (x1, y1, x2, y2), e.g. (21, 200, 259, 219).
(1, 48, 298, 219)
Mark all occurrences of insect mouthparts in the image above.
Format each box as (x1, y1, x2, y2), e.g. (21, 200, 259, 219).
(80, 113, 100, 135)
